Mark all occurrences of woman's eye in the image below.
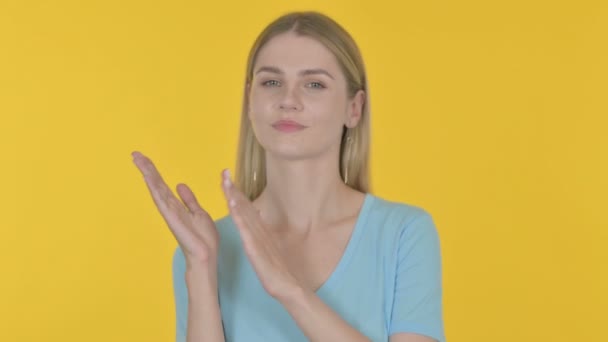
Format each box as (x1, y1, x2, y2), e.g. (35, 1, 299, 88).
(262, 80, 280, 87)
(307, 82, 325, 89)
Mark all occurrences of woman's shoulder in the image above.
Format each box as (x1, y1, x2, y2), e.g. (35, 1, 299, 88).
(367, 193, 434, 227)
(365, 194, 441, 261)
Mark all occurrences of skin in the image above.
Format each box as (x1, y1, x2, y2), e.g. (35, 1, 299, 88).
(132, 32, 435, 342)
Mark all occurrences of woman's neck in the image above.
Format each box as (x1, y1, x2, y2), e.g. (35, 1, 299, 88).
(253, 158, 364, 234)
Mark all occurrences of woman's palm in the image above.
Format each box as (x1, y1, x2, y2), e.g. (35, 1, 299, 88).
(132, 152, 219, 265)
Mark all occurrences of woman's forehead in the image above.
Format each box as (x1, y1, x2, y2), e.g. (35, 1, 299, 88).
(253, 33, 341, 75)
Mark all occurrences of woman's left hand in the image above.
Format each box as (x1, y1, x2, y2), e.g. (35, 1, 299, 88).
(220, 169, 301, 301)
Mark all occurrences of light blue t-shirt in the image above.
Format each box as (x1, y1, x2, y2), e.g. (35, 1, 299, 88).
(172, 193, 445, 341)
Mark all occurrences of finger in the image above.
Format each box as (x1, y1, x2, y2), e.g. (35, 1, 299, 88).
(222, 186, 256, 252)
(133, 153, 206, 252)
(132, 151, 168, 187)
(132, 152, 184, 215)
(221, 169, 261, 223)
(176, 183, 206, 215)
(132, 152, 172, 199)
(221, 170, 270, 249)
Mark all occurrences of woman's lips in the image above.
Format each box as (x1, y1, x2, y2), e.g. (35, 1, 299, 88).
(272, 120, 307, 133)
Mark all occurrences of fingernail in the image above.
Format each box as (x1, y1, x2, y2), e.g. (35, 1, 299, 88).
(223, 169, 232, 187)
(229, 199, 236, 207)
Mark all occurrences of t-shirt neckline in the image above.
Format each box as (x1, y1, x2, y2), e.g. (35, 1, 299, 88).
(315, 192, 375, 295)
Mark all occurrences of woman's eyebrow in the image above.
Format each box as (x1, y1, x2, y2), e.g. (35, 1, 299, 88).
(255, 66, 335, 80)
(301, 68, 335, 80)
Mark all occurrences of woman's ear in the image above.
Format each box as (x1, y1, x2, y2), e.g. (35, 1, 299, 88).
(346, 90, 365, 128)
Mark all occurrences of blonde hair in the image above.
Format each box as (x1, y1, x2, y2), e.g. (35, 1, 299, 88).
(235, 11, 371, 200)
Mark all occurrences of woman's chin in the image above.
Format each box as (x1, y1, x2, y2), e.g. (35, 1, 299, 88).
(264, 144, 320, 162)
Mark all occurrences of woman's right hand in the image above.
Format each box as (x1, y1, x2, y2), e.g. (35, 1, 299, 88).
(131, 151, 219, 269)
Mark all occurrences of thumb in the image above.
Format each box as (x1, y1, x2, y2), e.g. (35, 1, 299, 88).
(176, 183, 205, 215)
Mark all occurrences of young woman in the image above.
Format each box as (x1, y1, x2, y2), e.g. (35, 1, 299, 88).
(132, 11, 445, 342)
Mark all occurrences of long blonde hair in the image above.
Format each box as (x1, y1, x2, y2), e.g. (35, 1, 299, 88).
(235, 11, 371, 200)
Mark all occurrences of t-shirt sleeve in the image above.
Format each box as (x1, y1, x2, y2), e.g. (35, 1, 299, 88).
(172, 246, 188, 342)
(389, 212, 445, 342)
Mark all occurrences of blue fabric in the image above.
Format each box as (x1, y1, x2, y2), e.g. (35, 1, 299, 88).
(172, 193, 445, 341)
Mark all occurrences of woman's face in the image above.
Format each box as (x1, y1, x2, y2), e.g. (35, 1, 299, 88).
(248, 32, 363, 161)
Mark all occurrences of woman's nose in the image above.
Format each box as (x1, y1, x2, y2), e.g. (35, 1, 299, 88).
(278, 86, 303, 112)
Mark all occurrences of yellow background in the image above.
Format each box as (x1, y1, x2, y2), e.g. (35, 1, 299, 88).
(1, 0, 606, 341)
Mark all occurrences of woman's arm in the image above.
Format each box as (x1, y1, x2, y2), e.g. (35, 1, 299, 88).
(132, 152, 224, 341)
(220, 171, 371, 341)
(277, 286, 371, 342)
(279, 287, 436, 342)
(185, 264, 225, 342)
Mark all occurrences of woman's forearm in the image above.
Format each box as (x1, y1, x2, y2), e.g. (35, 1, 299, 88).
(185, 265, 225, 342)
(278, 286, 371, 342)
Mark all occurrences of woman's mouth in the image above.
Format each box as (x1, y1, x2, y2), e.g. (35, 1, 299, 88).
(272, 120, 307, 133)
